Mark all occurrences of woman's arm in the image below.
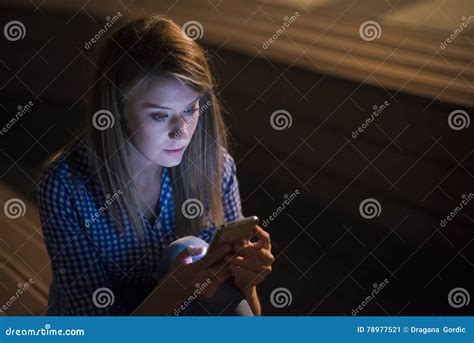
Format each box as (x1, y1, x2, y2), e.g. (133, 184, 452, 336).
(38, 172, 115, 315)
(227, 226, 273, 315)
(132, 277, 184, 316)
(219, 149, 272, 316)
(134, 244, 234, 315)
(243, 286, 262, 316)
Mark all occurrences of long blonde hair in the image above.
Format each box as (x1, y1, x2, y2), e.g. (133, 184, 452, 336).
(40, 15, 229, 239)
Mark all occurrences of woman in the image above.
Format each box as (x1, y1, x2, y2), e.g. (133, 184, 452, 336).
(37, 15, 273, 316)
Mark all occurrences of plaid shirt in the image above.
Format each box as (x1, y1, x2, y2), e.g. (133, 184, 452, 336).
(37, 140, 244, 315)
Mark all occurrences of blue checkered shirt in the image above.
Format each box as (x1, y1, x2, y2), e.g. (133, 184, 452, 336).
(37, 140, 244, 315)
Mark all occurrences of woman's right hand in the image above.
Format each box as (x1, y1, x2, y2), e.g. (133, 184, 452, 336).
(158, 242, 233, 302)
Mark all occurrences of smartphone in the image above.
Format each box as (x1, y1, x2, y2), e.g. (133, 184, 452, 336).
(207, 215, 259, 252)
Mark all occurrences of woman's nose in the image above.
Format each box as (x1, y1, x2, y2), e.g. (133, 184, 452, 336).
(169, 116, 188, 140)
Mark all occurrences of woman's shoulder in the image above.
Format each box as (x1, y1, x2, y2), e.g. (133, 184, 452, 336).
(220, 146, 237, 179)
(37, 138, 92, 195)
(219, 146, 240, 195)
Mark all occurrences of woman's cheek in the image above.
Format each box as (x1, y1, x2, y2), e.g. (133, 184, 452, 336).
(135, 127, 162, 155)
(188, 116, 199, 136)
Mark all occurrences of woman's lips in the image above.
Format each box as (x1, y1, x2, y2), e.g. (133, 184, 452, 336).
(164, 147, 185, 156)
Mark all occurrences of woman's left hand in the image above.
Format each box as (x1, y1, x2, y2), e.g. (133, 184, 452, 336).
(226, 225, 274, 295)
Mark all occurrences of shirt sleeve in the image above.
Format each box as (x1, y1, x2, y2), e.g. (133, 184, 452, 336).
(194, 148, 244, 243)
(37, 169, 116, 315)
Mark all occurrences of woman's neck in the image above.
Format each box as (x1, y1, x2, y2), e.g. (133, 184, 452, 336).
(127, 142, 163, 188)
(127, 143, 163, 224)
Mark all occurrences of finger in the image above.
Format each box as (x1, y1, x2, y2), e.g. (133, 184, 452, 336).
(228, 265, 266, 286)
(200, 242, 232, 266)
(233, 239, 250, 251)
(206, 259, 232, 282)
(259, 248, 275, 265)
(255, 226, 271, 250)
(233, 245, 272, 262)
(179, 245, 206, 258)
(185, 246, 207, 264)
(171, 246, 203, 268)
(226, 255, 266, 273)
(233, 244, 259, 257)
(188, 245, 206, 255)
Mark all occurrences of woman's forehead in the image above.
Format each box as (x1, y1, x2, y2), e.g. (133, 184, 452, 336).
(139, 75, 200, 107)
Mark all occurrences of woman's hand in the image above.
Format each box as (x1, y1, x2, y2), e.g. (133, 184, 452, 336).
(226, 225, 274, 296)
(134, 242, 233, 315)
(160, 243, 233, 301)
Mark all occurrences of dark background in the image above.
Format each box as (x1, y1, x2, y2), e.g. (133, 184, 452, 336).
(0, 1, 472, 316)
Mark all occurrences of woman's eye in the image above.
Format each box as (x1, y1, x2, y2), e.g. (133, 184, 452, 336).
(183, 107, 199, 115)
(150, 112, 167, 122)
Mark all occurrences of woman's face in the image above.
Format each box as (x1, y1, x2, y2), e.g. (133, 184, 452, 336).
(125, 75, 201, 167)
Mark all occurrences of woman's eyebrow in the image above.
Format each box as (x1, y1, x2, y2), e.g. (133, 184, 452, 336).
(143, 95, 201, 109)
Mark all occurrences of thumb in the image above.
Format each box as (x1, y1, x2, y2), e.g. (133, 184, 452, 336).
(173, 246, 205, 266)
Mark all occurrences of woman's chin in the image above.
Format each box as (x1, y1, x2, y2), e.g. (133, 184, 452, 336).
(157, 156, 184, 168)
